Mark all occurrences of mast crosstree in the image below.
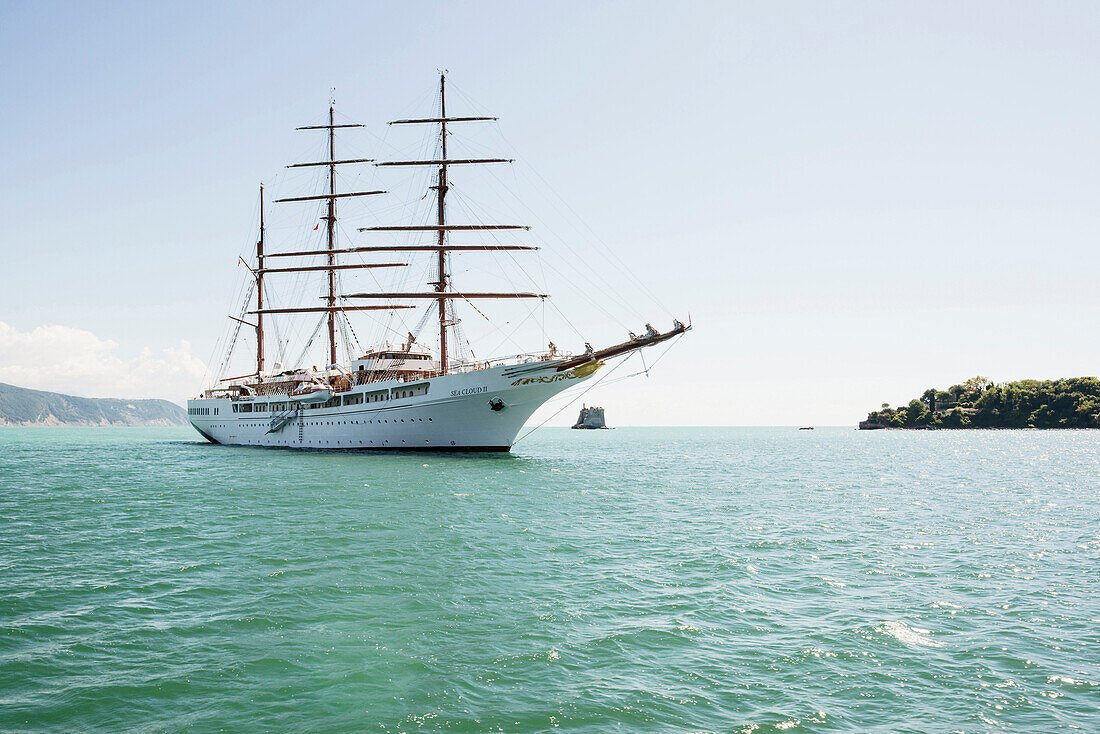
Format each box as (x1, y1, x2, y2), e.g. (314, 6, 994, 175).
(264, 245, 538, 258)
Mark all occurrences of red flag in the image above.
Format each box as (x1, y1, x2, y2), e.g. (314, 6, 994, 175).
(313, 223, 319, 231)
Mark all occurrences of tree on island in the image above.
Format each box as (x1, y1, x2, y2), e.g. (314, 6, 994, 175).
(907, 398, 930, 426)
(964, 375, 992, 397)
(921, 388, 937, 413)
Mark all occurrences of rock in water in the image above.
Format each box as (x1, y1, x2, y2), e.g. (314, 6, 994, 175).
(572, 404, 607, 429)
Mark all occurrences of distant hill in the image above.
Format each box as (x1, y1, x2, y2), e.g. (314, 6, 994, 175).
(0, 382, 187, 427)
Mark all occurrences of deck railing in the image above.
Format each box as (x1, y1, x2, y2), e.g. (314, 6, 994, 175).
(202, 349, 573, 401)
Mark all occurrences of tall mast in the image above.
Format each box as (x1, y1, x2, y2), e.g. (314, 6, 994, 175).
(274, 109, 385, 370)
(355, 74, 538, 372)
(256, 184, 265, 375)
(436, 74, 449, 373)
(326, 105, 338, 368)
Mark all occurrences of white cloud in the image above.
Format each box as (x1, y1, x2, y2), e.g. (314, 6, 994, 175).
(0, 322, 207, 405)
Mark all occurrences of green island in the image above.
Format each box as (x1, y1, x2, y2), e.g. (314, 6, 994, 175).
(860, 376, 1100, 429)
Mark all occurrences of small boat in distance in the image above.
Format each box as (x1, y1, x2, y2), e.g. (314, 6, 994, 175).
(799, 426, 814, 430)
(187, 74, 689, 451)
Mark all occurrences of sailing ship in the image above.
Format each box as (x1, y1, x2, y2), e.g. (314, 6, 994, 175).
(187, 75, 689, 450)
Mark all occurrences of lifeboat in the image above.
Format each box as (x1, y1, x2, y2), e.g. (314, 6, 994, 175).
(289, 383, 333, 402)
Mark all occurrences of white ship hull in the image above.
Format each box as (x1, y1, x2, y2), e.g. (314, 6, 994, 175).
(187, 361, 598, 451)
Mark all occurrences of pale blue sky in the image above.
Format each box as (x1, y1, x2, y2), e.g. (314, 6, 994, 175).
(1, 1, 1098, 425)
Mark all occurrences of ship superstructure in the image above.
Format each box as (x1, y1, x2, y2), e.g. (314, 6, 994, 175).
(188, 75, 689, 450)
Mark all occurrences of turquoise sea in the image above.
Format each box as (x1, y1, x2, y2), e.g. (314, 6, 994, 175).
(1, 426, 1097, 732)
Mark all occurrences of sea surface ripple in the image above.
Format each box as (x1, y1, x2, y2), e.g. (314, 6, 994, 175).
(1, 427, 1098, 732)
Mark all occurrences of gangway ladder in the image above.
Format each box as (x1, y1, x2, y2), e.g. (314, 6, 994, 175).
(267, 405, 301, 434)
